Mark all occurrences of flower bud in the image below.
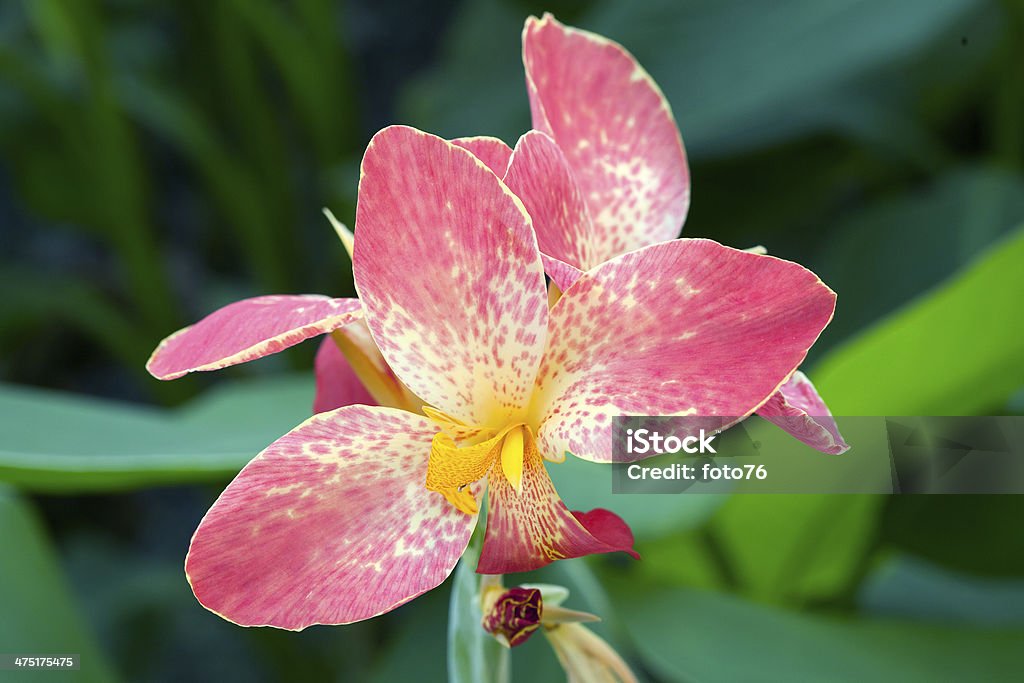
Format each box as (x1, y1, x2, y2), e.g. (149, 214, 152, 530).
(481, 587, 543, 648)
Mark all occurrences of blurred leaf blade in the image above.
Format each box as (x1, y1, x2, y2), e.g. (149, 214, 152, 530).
(814, 226, 1024, 414)
(0, 375, 314, 492)
(621, 586, 1024, 682)
(0, 487, 121, 682)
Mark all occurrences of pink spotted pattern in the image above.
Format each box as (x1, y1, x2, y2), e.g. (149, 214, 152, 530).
(758, 371, 850, 455)
(530, 239, 837, 463)
(503, 131, 595, 272)
(147, 295, 362, 380)
(185, 406, 476, 630)
(353, 126, 549, 427)
(523, 13, 689, 263)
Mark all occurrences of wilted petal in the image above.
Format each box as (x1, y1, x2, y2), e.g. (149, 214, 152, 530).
(185, 406, 476, 630)
(147, 295, 362, 380)
(451, 136, 513, 176)
(503, 130, 595, 271)
(523, 13, 689, 262)
(478, 430, 637, 573)
(353, 126, 548, 427)
(313, 336, 375, 413)
(532, 239, 836, 463)
(757, 370, 850, 455)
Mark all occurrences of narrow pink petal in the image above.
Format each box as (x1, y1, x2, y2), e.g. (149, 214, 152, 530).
(532, 239, 836, 463)
(353, 126, 548, 426)
(503, 130, 595, 271)
(522, 14, 690, 262)
(147, 295, 362, 380)
(477, 434, 637, 573)
(541, 254, 585, 293)
(451, 136, 513, 176)
(313, 336, 375, 413)
(757, 371, 850, 455)
(186, 406, 477, 629)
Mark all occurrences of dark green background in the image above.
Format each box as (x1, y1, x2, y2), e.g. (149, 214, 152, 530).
(1, 0, 1022, 681)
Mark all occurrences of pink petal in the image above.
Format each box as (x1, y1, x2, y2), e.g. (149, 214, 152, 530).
(313, 336, 375, 413)
(353, 126, 548, 426)
(532, 239, 836, 463)
(451, 136, 513, 176)
(522, 14, 690, 262)
(477, 433, 637, 573)
(186, 406, 477, 629)
(757, 370, 850, 455)
(147, 295, 362, 380)
(503, 130, 595, 272)
(541, 254, 586, 293)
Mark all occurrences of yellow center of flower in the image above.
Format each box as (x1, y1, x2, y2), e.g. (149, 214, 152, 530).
(423, 410, 529, 515)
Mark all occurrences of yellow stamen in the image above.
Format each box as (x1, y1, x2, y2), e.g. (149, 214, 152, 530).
(424, 423, 531, 514)
(500, 426, 525, 493)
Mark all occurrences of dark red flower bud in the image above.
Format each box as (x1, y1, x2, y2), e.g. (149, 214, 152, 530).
(481, 587, 543, 647)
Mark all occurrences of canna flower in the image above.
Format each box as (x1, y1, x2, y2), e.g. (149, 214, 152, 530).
(501, 13, 849, 454)
(148, 124, 835, 630)
(481, 581, 637, 683)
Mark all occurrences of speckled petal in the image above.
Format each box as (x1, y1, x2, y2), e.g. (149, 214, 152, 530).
(757, 370, 850, 455)
(477, 431, 638, 573)
(503, 130, 595, 271)
(541, 254, 585, 293)
(451, 136, 514, 176)
(531, 239, 837, 463)
(522, 13, 689, 262)
(312, 336, 375, 413)
(353, 126, 548, 427)
(185, 406, 477, 630)
(147, 295, 362, 380)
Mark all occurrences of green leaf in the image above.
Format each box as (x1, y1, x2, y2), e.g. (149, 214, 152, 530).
(710, 493, 882, 604)
(0, 488, 120, 682)
(447, 542, 509, 683)
(621, 587, 1024, 682)
(813, 226, 1024, 414)
(816, 167, 1024, 349)
(0, 375, 313, 492)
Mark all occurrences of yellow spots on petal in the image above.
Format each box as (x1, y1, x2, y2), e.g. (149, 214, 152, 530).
(501, 426, 525, 493)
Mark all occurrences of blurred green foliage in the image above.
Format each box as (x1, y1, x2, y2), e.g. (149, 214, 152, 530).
(1, 0, 1023, 681)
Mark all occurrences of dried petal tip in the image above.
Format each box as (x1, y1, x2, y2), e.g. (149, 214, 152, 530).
(481, 588, 543, 648)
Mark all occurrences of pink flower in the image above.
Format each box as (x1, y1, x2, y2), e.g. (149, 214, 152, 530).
(148, 102, 835, 632)
(504, 13, 849, 455)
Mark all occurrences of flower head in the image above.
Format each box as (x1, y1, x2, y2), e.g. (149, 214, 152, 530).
(148, 123, 835, 629)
